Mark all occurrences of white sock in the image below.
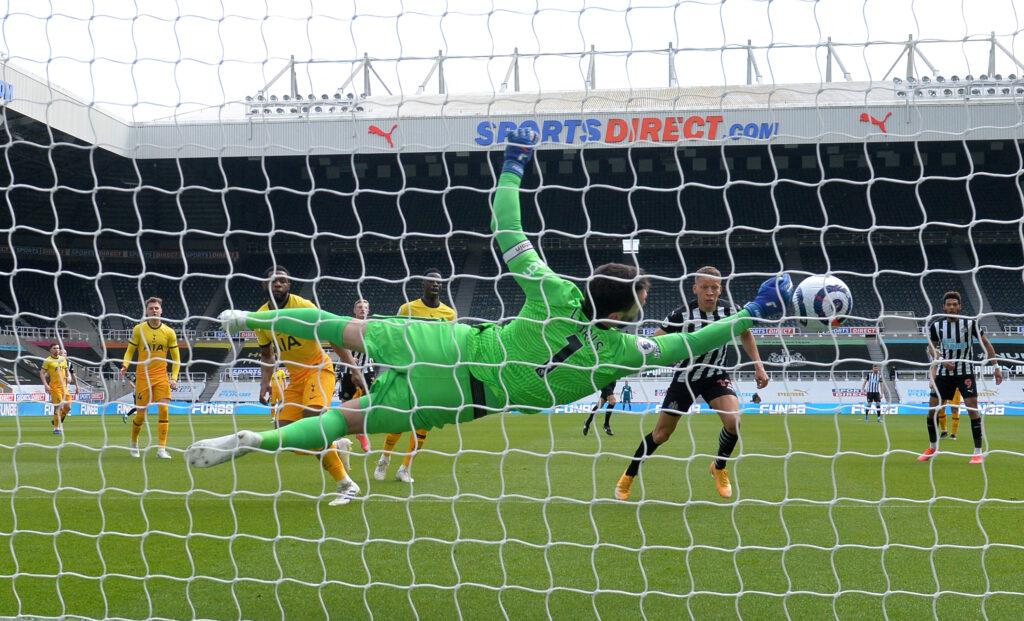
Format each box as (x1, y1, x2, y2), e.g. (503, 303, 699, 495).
(930, 442, 938, 450)
(974, 448, 983, 455)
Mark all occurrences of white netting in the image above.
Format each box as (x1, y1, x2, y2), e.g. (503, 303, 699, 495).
(2, 1, 1024, 618)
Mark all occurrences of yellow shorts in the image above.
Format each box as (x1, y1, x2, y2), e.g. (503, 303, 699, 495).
(277, 366, 336, 423)
(135, 381, 172, 407)
(49, 388, 67, 405)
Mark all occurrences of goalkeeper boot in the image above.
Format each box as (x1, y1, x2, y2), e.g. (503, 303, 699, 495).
(614, 474, 634, 501)
(396, 465, 415, 483)
(329, 478, 361, 506)
(373, 455, 390, 481)
(357, 434, 371, 452)
(917, 447, 937, 462)
(969, 453, 984, 465)
(218, 309, 250, 334)
(710, 462, 733, 498)
(743, 274, 793, 321)
(156, 447, 172, 460)
(186, 430, 261, 468)
(333, 437, 353, 472)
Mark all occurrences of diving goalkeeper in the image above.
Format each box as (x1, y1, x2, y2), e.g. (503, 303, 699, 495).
(186, 129, 792, 471)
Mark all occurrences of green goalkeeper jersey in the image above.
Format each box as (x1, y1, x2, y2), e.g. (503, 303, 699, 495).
(466, 173, 751, 412)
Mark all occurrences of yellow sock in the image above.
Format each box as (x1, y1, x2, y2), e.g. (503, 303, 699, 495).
(951, 410, 961, 436)
(402, 430, 428, 468)
(320, 448, 347, 482)
(52, 406, 60, 428)
(938, 411, 947, 432)
(60, 404, 70, 422)
(383, 433, 401, 455)
(131, 408, 146, 443)
(157, 404, 169, 447)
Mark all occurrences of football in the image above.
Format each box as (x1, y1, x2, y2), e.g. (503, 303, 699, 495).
(793, 275, 853, 330)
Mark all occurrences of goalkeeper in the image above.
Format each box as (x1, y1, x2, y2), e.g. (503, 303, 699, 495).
(186, 129, 792, 469)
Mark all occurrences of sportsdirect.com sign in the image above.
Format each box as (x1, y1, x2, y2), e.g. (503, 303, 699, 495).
(474, 116, 781, 146)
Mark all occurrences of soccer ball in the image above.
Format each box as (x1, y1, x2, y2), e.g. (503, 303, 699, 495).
(793, 275, 853, 330)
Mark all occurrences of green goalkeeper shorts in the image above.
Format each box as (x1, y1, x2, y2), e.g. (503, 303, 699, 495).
(357, 317, 502, 434)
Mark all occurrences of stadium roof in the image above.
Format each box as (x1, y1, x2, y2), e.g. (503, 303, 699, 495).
(4, 59, 1024, 159)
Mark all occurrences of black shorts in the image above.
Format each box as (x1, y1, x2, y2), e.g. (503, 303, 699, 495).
(866, 392, 881, 403)
(661, 375, 736, 416)
(339, 372, 376, 401)
(600, 382, 617, 399)
(931, 374, 977, 401)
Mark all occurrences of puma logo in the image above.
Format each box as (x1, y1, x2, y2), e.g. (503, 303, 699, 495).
(368, 123, 398, 147)
(859, 111, 891, 134)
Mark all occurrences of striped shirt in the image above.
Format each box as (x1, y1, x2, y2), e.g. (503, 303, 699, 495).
(928, 317, 985, 377)
(661, 300, 735, 382)
(864, 372, 880, 393)
(342, 350, 376, 380)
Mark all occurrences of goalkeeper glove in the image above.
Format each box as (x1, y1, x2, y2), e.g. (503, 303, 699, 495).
(744, 274, 793, 320)
(502, 127, 538, 178)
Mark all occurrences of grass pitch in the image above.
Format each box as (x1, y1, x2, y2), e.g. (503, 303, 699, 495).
(1, 412, 1022, 620)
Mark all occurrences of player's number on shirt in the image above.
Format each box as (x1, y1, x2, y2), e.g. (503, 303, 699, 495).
(536, 334, 584, 379)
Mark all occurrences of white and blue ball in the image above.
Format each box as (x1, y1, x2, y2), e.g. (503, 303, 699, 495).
(793, 275, 853, 330)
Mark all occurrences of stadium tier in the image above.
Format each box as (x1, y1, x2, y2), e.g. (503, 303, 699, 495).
(5, 116, 1024, 330)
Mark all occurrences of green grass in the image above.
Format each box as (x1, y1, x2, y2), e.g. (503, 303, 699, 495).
(1, 412, 1023, 620)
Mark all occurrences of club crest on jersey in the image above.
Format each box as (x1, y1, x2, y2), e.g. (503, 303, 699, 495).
(635, 337, 661, 358)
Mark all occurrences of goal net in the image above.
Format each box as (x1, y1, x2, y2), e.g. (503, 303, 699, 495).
(2, 0, 1023, 618)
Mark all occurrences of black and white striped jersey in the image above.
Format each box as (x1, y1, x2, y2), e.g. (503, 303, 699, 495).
(344, 350, 375, 377)
(864, 372, 880, 393)
(661, 300, 736, 383)
(928, 317, 985, 377)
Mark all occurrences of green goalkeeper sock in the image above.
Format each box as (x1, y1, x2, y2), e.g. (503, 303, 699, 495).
(258, 408, 349, 451)
(245, 308, 351, 344)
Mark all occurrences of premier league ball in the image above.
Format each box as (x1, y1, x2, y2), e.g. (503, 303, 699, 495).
(793, 275, 853, 330)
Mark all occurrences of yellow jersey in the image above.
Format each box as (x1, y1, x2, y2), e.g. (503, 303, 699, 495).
(397, 299, 457, 321)
(41, 356, 68, 389)
(123, 321, 181, 384)
(255, 294, 331, 380)
(60, 355, 72, 385)
(269, 368, 288, 404)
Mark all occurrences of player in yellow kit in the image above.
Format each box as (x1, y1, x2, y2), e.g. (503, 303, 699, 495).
(268, 367, 288, 423)
(258, 268, 365, 506)
(929, 346, 964, 440)
(375, 268, 457, 484)
(40, 343, 71, 435)
(937, 389, 963, 440)
(60, 347, 79, 402)
(121, 297, 181, 459)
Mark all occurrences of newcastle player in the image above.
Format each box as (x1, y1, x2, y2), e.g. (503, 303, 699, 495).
(918, 291, 1002, 464)
(616, 267, 769, 500)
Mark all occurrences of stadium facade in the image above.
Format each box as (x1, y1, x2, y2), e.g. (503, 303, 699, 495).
(3, 60, 1024, 412)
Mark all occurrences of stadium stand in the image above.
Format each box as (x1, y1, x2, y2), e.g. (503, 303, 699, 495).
(4, 104, 1024, 355)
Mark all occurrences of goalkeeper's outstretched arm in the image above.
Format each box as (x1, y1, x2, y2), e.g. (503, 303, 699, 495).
(491, 128, 578, 305)
(614, 275, 794, 370)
